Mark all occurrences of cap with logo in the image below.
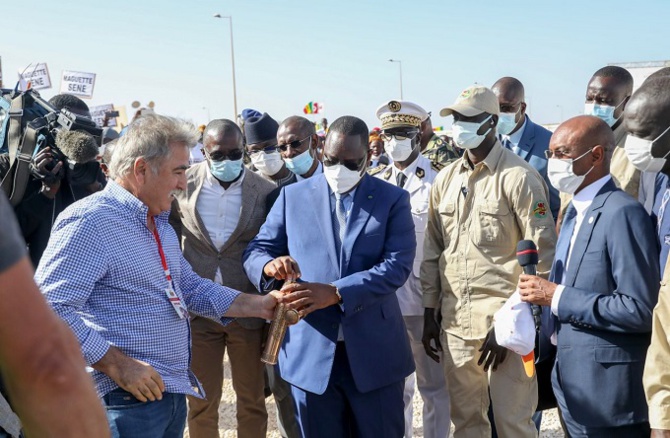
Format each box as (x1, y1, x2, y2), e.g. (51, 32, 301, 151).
(375, 100, 429, 130)
(440, 85, 500, 118)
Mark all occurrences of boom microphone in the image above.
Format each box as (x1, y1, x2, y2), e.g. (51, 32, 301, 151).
(56, 130, 99, 164)
(517, 240, 541, 331)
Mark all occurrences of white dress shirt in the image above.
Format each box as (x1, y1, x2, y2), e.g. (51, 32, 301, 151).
(296, 161, 323, 181)
(196, 168, 245, 283)
(551, 174, 612, 316)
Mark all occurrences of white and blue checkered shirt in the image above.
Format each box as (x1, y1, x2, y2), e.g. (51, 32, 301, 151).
(35, 180, 240, 397)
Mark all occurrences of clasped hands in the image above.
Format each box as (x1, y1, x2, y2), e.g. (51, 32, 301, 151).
(264, 256, 340, 318)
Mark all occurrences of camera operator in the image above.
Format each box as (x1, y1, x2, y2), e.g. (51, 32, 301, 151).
(0, 129, 104, 267)
(48, 93, 92, 119)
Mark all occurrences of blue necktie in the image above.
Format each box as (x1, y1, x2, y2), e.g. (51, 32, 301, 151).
(551, 204, 577, 283)
(332, 194, 348, 260)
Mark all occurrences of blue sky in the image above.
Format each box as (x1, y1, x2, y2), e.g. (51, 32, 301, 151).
(3, 0, 669, 130)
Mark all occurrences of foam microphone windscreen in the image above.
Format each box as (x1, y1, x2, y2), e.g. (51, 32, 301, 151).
(56, 130, 99, 164)
(516, 240, 538, 267)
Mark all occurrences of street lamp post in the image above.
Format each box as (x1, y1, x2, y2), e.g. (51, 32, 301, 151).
(388, 59, 403, 100)
(214, 13, 238, 120)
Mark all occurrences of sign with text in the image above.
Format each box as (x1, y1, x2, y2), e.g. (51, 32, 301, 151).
(18, 63, 52, 90)
(90, 104, 117, 128)
(60, 70, 96, 98)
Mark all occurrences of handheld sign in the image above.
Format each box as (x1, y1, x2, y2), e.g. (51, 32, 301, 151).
(60, 70, 96, 99)
(18, 63, 52, 91)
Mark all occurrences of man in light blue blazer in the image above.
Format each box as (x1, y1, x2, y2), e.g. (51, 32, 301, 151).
(493, 77, 560, 221)
(519, 115, 659, 437)
(243, 116, 416, 438)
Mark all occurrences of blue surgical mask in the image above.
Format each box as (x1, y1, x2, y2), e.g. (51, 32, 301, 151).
(210, 158, 243, 182)
(584, 99, 625, 127)
(497, 107, 522, 136)
(284, 147, 314, 176)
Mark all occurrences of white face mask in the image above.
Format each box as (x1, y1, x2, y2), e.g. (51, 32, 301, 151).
(324, 163, 364, 194)
(384, 137, 415, 162)
(624, 124, 670, 173)
(547, 149, 594, 194)
(452, 115, 493, 150)
(250, 150, 284, 176)
(497, 107, 521, 136)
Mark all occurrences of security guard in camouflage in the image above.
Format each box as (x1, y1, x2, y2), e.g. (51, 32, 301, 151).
(420, 113, 461, 170)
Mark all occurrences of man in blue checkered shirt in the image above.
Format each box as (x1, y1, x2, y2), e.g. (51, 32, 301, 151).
(35, 114, 280, 438)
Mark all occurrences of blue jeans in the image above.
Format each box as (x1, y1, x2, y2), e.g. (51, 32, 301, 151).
(102, 389, 186, 438)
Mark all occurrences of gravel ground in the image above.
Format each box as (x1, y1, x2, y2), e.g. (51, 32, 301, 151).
(184, 354, 565, 437)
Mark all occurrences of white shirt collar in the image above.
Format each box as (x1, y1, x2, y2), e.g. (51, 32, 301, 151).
(502, 115, 528, 146)
(572, 174, 611, 215)
(391, 153, 420, 178)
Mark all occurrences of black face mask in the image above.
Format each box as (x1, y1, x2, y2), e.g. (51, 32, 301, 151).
(67, 160, 101, 187)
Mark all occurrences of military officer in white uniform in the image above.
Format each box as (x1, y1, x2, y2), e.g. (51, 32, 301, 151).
(371, 100, 451, 438)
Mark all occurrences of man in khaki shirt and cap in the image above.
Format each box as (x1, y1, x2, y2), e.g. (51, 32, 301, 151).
(421, 85, 557, 438)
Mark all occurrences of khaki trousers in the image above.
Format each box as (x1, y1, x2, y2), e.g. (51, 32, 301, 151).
(187, 317, 267, 438)
(441, 331, 538, 438)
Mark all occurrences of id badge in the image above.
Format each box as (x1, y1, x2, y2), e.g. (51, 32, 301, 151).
(166, 287, 188, 319)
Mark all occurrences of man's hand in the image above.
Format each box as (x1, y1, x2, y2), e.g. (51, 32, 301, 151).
(422, 308, 442, 363)
(651, 429, 670, 438)
(518, 274, 557, 307)
(263, 256, 301, 282)
(478, 328, 508, 372)
(93, 347, 165, 402)
(280, 282, 339, 318)
(259, 290, 282, 320)
(33, 147, 63, 197)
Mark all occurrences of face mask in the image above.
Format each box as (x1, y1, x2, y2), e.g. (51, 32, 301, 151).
(384, 137, 415, 162)
(547, 149, 593, 194)
(584, 99, 625, 127)
(624, 124, 670, 172)
(284, 146, 314, 176)
(251, 150, 284, 176)
(497, 108, 521, 136)
(324, 163, 364, 194)
(452, 115, 493, 150)
(210, 158, 243, 182)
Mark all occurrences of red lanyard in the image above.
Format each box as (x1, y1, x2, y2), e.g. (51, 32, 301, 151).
(150, 217, 173, 285)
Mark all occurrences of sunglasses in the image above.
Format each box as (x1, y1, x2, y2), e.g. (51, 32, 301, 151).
(202, 149, 244, 162)
(380, 130, 419, 142)
(323, 156, 366, 172)
(276, 135, 312, 152)
(247, 145, 278, 156)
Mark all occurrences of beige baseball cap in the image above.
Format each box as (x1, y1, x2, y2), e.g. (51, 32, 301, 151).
(440, 84, 500, 117)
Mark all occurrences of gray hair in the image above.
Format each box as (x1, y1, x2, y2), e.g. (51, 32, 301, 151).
(109, 114, 199, 179)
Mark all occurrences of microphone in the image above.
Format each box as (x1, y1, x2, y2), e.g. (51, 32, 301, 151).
(516, 240, 541, 331)
(56, 130, 99, 164)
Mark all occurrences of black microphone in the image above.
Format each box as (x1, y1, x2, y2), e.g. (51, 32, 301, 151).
(517, 240, 541, 331)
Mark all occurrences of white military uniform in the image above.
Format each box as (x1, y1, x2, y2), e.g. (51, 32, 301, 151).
(374, 99, 451, 438)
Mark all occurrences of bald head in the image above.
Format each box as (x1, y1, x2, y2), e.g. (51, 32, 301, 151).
(203, 119, 243, 142)
(279, 116, 316, 137)
(644, 67, 670, 85)
(549, 116, 612, 193)
(492, 77, 525, 102)
(202, 118, 244, 158)
(624, 76, 670, 159)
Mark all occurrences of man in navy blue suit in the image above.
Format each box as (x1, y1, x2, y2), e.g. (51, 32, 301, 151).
(243, 116, 416, 438)
(492, 77, 560, 221)
(519, 115, 659, 437)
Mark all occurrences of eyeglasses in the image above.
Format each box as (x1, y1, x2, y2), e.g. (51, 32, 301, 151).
(544, 148, 593, 160)
(247, 145, 278, 156)
(202, 149, 244, 162)
(276, 135, 312, 152)
(323, 156, 366, 172)
(380, 130, 419, 142)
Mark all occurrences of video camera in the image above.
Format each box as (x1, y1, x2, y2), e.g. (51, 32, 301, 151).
(0, 88, 102, 204)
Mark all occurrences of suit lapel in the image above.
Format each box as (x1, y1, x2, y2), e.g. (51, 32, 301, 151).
(220, 171, 256, 253)
(309, 176, 339, 272)
(188, 164, 216, 250)
(564, 180, 616, 286)
(342, 175, 376, 274)
(516, 116, 533, 161)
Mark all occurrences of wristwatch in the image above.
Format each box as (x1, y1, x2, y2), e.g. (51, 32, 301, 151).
(331, 284, 343, 304)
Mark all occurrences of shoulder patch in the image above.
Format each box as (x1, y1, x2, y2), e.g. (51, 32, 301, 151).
(431, 161, 444, 173)
(416, 167, 425, 179)
(532, 201, 548, 219)
(367, 164, 387, 176)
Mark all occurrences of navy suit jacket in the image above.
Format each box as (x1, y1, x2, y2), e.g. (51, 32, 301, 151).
(243, 174, 416, 395)
(515, 116, 560, 221)
(549, 179, 659, 427)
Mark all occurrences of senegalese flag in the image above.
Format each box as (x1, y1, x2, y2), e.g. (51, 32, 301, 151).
(303, 101, 322, 114)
